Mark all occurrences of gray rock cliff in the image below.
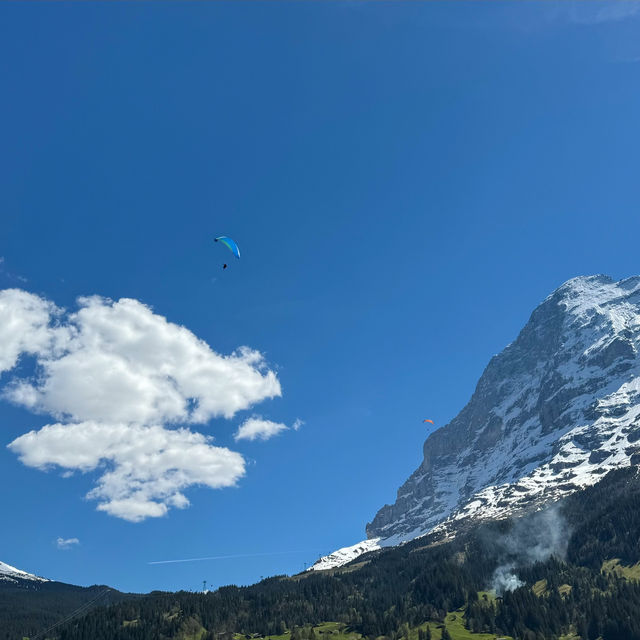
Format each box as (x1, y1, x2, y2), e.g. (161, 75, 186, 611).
(367, 275, 640, 541)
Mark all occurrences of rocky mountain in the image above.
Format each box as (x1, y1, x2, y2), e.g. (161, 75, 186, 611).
(314, 275, 640, 569)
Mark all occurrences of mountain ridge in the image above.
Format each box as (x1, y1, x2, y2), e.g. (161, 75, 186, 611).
(0, 567, 133, 640)
(0, 559, 48, 583)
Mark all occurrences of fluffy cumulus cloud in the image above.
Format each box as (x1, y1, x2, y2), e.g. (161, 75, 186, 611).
(1, 290, 286, 522)
(0, 289, 71, 373)
(11, 422, 245, 521)
(234, 416, 300, 442)
(56, 537, 80, 550)
(4, 295, 280, 423)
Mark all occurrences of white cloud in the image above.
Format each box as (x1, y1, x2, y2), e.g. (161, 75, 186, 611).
(10, 422, 245, 522)
(292, 418, 304, 431)
(1, 290, 283, 522)
(4, 295, 281, 424)
(234, 417, 290, 442)
(0, 289, 70, 374)
(56, 537, 79, 550)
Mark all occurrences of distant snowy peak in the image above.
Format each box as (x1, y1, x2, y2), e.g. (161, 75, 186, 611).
(312, 275, 640, 571)
(0, 560, 48, 583)
(311, 539, 382, 571)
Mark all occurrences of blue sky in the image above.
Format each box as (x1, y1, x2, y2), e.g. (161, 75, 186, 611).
(2, 1, 640, 594)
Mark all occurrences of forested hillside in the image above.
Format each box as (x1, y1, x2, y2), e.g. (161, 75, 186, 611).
(0, 581, 131, 640)
(22, 466, 640, 640)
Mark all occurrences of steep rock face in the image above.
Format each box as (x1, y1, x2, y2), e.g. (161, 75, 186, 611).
(367, 275, 640, 542)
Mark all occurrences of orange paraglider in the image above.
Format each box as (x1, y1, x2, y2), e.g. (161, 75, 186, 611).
(423, 419, 434, 424)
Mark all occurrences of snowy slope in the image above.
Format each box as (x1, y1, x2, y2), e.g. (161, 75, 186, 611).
(0, 560, 48, 583)
(313, 275, 640, 570)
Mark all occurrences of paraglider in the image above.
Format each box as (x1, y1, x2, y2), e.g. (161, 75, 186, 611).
(214, 236, 240, 270)
(423, 419, 434, 424)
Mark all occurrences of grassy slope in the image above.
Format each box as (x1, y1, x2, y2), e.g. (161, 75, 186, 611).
(236, 616, 511, 640)
(601, 558, 640, 581)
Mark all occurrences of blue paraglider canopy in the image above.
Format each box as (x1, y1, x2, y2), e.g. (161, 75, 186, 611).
(214, 236, 241, 260)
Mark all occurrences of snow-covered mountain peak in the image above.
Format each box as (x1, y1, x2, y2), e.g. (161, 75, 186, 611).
(552, 274, 640, 321)
(0, 560, 48, 583)
(312, 275, 640, 570)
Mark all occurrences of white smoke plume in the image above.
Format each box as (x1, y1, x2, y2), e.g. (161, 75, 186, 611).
(491, 565, 523, 593)
(488, 505, 569, 595)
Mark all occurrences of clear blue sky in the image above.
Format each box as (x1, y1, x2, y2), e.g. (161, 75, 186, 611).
(2, 1, 640, 594)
